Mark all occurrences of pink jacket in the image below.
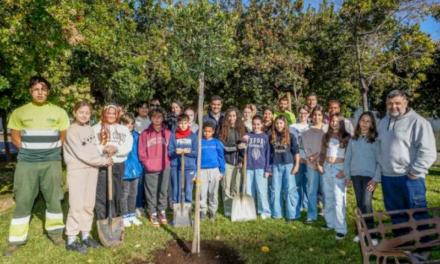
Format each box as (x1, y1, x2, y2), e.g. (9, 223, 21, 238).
(138, 124, 171, 172)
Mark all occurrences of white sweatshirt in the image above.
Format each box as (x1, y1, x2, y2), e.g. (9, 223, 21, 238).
(93, 123, 133, 164)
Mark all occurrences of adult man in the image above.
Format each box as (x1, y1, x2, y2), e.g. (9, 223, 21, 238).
(326, 100, 354, 135)
(378, 90, 436, 261)
(203, 95, 224, 137)
(134, 101, 150, 133)
(5, 77, 70, 256)
(274, 96, 296, 125)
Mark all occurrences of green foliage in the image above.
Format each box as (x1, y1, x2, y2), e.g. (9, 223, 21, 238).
(0, 0, 437, 117)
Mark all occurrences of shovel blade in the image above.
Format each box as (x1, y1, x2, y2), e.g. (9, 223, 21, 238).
(97, 216, 124, 247)
(172, 203, 192, 227)
(231, 195, 257, 222)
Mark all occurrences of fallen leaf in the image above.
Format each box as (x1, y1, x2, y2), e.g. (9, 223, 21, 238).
(261, 246, 270, 253)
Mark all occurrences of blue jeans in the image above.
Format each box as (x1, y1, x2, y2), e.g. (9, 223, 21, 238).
(270, 164, 300, 219)
(296, 163, 308, 210)
(382, 175, 429, 236)
(171, 166, 195, 203)
(306, 166, 320, 221)
(322, 163, 347, 235)
(246, 169, 271, 217)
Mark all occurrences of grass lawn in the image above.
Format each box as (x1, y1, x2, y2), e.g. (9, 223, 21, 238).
(0, 163, 439, 264)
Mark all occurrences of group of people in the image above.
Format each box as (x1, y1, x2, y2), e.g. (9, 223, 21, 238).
(4, 76, 437, 260)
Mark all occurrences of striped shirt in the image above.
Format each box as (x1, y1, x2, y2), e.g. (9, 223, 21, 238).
(8, 102, 69, 162)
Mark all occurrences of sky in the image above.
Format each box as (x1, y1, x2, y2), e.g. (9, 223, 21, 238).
(303, 0, 440, 40)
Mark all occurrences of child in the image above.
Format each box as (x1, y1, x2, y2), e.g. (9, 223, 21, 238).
(218, 108, 246, 217)
(184, 107, 199, 133)
(169, 114, 198, 205)
(120, 113, 143, 227)
(289, 105, 311, 211)
(64, 101, 113, 253)
(93, 104, 133, 222)
(200, 122, 226, 220)
(166, 101, 183, 132)
(243, 104, 256, 132)
(302, 105, 327, 224)
(134, 102, 150, 133)
(244, 115, 272, 219)
(138, 108, 171, 226)
(270, 116, 300, 221)
(263, 107, 274, 133)
(317, 113, 351, 240)
(274, 96, 296, 126)
(344, 112, 380, 244)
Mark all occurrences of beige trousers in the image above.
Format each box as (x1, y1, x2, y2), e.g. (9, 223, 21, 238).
(65, 167, 99, 236)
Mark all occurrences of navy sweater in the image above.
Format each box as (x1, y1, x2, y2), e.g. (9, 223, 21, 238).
(168, 132, 198, 170)
(246, 132, 271, 172)
(270, 132, 299, 165)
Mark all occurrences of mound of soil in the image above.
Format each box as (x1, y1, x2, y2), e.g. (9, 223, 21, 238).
(131, 240, 245, 264)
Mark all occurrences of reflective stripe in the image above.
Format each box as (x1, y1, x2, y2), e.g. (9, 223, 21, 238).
(45, 211, 64, 231)
(46, 211, 63, 219)
(45, 224, 65, 231)
(21, 130, 60, 136)
(9, 234, 28, 243)
(9, 216, 30, 243)
(11, 216, 30, 225)
(21, 141, 62, 150)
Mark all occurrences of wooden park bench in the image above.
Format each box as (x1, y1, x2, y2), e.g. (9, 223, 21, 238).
(355, 207, 440, 264)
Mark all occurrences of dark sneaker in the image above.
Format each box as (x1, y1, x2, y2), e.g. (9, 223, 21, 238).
(82, 238, 100, 248)
(321, 225, 332, 231)
(3, 244, 21, 257)
(150, 214, 160, 227)
(158, 211, 168, 225)
(49, 236, 65, 246)
(66, 241, 87, 254)
(335, 233, 346, 240)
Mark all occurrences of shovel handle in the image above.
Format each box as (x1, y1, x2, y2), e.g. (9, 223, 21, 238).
(180, 153, 185, 206)
(108, 165, 113, 200)
(242, 148, 247, 196)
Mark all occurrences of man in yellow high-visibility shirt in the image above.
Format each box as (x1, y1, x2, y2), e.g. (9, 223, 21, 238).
(4, 76, 69, 256)
(273, 96, 296, 126)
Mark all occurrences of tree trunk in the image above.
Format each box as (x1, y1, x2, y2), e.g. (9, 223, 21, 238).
(1, 111, 12, 162)
(361, 78, 369, 112)
(192, 72, 204, 254)
(286, 91, 292, 112)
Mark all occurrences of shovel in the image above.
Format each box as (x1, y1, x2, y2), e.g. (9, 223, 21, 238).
(231, 148, 257, 222)
(172, 152, 192, 227)
(97, 165, 124, 247)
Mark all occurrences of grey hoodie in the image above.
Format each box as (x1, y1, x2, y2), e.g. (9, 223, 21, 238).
(377, 109, 437, 178)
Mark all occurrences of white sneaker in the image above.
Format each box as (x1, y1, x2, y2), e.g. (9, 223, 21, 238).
(353, 235, 360, 243)
(260, 214, 270, 220)
(131, 216, 143, 226)
(123, 218, 132, 227)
